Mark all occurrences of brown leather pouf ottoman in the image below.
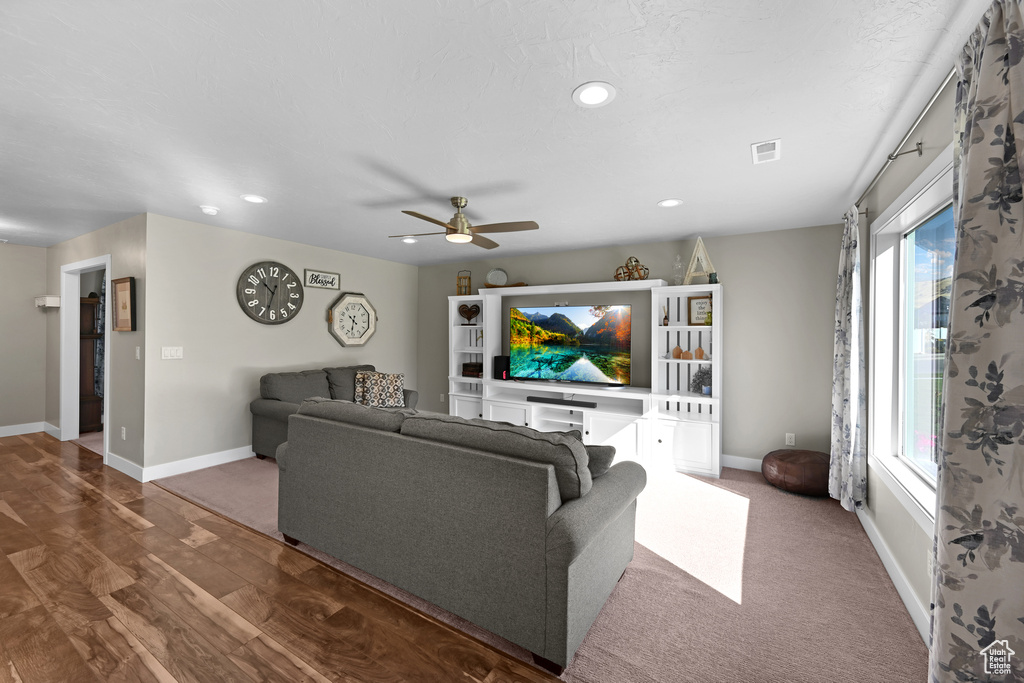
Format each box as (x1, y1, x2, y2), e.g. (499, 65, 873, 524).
(761, 449, 830, 496)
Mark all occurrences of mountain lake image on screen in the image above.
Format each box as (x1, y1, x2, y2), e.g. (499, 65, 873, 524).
(509, 305, 631, 385)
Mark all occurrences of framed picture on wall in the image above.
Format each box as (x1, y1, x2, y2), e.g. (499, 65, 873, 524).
(112, 276, 136, 332)
(687, 295, 711, 325)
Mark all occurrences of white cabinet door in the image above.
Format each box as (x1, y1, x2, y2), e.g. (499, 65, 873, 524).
(484, 401, 531, 427)
(583, 413, 642, 464)
(653, 419, 716, 475)
(450, 395, 482, 420)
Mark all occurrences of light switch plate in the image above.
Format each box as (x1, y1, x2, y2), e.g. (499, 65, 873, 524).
(161, 346, 184, 360)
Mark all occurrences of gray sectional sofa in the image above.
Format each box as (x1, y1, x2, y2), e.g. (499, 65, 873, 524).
(249, 365, 418, 459)
(276, 398, 647, 673)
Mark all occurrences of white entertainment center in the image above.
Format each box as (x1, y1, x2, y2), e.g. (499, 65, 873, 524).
(447, 279, 722, 477)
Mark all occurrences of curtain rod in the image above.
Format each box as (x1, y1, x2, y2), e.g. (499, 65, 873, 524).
(854, 67, 957, 209)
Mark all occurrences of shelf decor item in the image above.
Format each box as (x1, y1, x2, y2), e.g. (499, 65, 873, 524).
(673, 254, 684, 286)
(705, 297, 713, 326)
(614, 256, 649, 281)
(458, 303, 480, 325)
(111, 276, 136, 332)
(683, 236, 717, 284)
(672, 344, 684, 359)
(687, 295, 711, 325)
(456, 270, 471, 295)
(662, 305, 669, 326)
(694, 346, 704, 359)
(690, 365, 712, 394)
(680, 349, 693, 360)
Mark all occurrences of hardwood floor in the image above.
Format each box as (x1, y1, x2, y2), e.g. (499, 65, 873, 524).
(0, 433, 558, 683)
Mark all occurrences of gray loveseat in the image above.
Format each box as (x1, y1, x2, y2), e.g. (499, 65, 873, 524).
(276, 399, 647, 673)
(249, 365, 418, 459)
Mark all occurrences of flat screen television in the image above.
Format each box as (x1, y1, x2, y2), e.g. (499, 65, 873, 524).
(509, 305, 631, 386)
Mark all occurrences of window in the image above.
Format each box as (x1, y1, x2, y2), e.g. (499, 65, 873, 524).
(869, 143, 954, 529)
(900, 204, 955, 483)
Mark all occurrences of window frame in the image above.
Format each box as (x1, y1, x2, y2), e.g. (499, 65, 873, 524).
(868, 142, 954, 533)
(897, 203, 953, 484)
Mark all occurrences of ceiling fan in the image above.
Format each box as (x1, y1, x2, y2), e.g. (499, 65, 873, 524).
(389, 196, 539, 249)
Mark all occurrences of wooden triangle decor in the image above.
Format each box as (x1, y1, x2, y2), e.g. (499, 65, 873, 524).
(683, 236, 716, 284)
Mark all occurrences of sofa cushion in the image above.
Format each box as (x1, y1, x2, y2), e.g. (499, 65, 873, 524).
(260, 369, 330, 404)
(585, 445, 616, 478)
(296, 397, 413, 432)
(355, 371, 406, 408)
(324, 365, 375, 402)
(400, 414, 592, 501)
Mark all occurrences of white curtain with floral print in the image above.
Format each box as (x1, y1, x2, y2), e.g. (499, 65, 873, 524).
(829, 206, 867, 512)
(929, 1, 1024, 680)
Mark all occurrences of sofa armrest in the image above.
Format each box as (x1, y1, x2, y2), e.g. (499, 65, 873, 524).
(250, 398, 300, 420)
(545, 460, 646, 567)
(403, 389, 418, 410)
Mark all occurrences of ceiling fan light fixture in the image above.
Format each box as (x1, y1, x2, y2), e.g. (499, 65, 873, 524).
(657, 198, 683, 208)
(446, 231, 473, 244)
(241, 194, 268, 204)
(401, 236, 417, 244)
(572, 81, 616, 108)
(199, 205, 219, 215)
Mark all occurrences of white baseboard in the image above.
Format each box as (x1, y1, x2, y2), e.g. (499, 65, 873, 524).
(105, 451, 145, 481)
(44, 422, 61, 439)
(722, 454, 762, 472)
(856, 507, 930, 643)
(106, 445, 255, 483)
(0, 422, 46, 438)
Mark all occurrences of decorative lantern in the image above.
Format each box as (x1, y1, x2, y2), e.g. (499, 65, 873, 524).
(456, 270, 471, 295)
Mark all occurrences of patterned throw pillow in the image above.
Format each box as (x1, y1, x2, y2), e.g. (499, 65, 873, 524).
(354, 371, 406, 408)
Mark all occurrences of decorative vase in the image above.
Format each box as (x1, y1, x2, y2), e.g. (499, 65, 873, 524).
(673, 254, 684, 286)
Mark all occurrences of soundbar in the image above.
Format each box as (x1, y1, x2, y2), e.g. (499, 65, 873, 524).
(526, 395, 598, 408)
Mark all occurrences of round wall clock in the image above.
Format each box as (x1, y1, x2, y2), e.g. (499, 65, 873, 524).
(328, 292, 377, 346)
(236, 261, 304, 324)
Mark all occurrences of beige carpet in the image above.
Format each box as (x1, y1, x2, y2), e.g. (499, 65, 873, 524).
(71, 429, 103, 455)
(157, 459, 928, 682)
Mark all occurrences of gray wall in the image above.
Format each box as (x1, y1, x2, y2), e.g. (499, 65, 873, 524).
(855, 76, 958, 611)
(46, 214, 147, 465)
(417, 223, 843, 462)
(0, 244, 48, 429)
(143, 215, 420, 467)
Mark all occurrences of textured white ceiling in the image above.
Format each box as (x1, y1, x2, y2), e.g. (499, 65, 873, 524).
(0, 0, 991, 265)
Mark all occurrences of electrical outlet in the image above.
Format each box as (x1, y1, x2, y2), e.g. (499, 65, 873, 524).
(121, 427, 126, 440)
(135, 346, 140, 360)
(440, 393, 445, 404)
(785, 433, 795, 446)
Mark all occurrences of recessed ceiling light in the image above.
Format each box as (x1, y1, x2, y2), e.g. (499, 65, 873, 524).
(401, 236, 417, 244)
(657, 199, 683, 208)
(241, 194, 268, 204)
(572, 81, 617, 108)
(199, 205, 219, 215)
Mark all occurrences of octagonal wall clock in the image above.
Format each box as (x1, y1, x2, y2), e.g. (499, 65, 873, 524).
(236, 261, 304, 324)
(328, 292, 377, 346)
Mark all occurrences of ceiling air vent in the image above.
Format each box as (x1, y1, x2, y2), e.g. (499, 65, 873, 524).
(751, 139, 781, 164)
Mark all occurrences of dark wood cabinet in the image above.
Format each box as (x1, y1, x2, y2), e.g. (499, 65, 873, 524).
(80, 298, 103, 433)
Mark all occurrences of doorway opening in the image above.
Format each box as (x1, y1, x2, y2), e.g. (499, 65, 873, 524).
(59, 256, 111, 463)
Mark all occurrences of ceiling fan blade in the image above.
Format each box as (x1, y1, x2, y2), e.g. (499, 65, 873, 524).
(470, 220, 539, 234)
(401, 210, 456, 231)
(387, 231, 449, 238)
(470, 233, 500, 249)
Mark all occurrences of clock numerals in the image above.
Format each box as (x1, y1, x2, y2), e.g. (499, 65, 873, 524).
(237, 261, 304, 325)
